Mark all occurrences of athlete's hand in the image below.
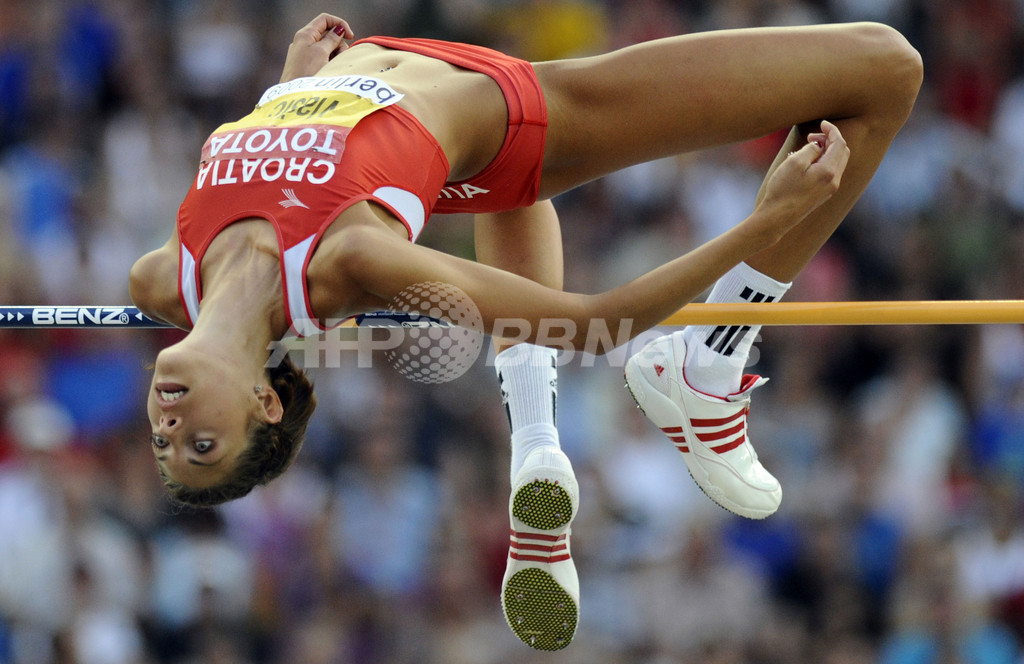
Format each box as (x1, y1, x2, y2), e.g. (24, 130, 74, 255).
(753, 120, 850, 242)
(280, 13, 354, 82)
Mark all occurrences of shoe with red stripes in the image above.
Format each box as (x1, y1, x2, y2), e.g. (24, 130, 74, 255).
(624, 331, 782, 519)
(502, 447, 579, 651)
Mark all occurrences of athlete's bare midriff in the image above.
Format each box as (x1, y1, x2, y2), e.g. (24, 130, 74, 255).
(316, 42, 509, 181)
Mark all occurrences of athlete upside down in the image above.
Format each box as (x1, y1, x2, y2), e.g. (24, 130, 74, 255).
(129, 11, 921, 650)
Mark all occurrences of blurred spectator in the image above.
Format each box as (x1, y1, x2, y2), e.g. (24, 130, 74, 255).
(148, 510, 254, 658)
(0, 118, 84, 302)
(852, 345, 966, 535)
(925, 0, 1016, 132)
(632, 519, 770, 658)
(68, 564, 145, 664)
(171, 0, 261, 125)
(955, 482, 1024, 637)
(592, 403, 719, 565)
(328, 427, 441, 597)
(883, 535, 1020, 664)
(0, 3, 32, 151)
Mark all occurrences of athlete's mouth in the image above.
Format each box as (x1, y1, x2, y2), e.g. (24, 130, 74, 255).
(155, 382, 189, 405)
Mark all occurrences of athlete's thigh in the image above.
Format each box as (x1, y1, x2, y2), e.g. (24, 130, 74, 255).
(534, 22, 904, 196)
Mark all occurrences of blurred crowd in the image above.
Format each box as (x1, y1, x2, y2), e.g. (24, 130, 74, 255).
(3, 0, 1024, 662)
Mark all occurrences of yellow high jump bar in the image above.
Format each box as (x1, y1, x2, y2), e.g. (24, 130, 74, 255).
(2, 301, 1023, 329)
(661, 300, 1024, 326)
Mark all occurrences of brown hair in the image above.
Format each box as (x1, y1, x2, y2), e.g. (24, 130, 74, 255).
(159, 353, 317, 507)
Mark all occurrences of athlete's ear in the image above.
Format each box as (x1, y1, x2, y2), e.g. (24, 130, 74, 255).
(256, 386, 284, 424)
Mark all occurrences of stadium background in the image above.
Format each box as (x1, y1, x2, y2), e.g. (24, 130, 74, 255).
(2, 0, 1024, 662)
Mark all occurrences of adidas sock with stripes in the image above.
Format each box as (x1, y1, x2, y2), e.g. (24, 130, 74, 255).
(494, 344, 560, 485)
(682, 262, 791, 396)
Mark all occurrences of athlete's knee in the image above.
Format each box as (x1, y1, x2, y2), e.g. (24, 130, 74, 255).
(851, 22, 923, 119)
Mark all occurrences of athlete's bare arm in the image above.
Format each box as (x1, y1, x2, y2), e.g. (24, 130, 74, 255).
(313, 125, 847, 349)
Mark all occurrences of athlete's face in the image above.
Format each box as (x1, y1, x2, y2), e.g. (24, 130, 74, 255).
(146, 345, 262, 488)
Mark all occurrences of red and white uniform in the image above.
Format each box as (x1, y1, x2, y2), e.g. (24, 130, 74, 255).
(358, 37, 548, 214)
(177, 37, 549, 337)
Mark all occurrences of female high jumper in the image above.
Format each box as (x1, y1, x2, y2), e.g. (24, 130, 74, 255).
(129, 12, 921, 650)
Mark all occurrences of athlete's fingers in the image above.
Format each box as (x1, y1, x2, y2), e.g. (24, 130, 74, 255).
(786, 120, 838, 158)
(294, 13, 353, 45)
(756, 124, 847, 237)
(813, 122, 849, 172)
(316, 15, 353, 58)
(785, 137, 824, 168)
(305, 13, 353, 39)
(802, 123, 849, 198)
(814, 121, 845, 156)
(281, 14, 354, 82)
(806, 132, 826, 149)
(326, 16, 354, 40)
(330, 23, 356, 58)
(772, 122, 846, 211)
(787, 121, 847, 170)
(320, 26, 349, 58)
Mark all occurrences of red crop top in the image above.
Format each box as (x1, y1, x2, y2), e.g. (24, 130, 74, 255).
(177, 73, 449, 336)
(177, 37, 548, 337)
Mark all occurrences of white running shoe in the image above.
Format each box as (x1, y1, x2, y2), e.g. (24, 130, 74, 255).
(624, 331, 782, 519)
(502, 447, 579, 651)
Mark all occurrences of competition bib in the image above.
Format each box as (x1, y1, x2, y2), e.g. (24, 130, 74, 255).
(199, 75, 404, 165)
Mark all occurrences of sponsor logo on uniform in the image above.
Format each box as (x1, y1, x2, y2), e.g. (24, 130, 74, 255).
(278, 188, 310, 209)
(438, 183, 491, 200)
(202, 125, 345, 164)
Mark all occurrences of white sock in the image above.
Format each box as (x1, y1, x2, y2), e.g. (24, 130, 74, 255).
(494, 344, 560, 484)
(682, 262, 791, 396)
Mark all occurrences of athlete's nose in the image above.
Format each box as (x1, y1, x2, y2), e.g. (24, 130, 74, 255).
(159, 415, 180, 430)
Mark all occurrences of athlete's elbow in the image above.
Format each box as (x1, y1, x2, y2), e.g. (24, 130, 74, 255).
(330, 225, 378, 270)
(128, 262, 145, 307)
(323, 225, 391, 290)
(129, 256, 158, 314)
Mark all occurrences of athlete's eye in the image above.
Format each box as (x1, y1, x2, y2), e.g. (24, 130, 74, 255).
(194, 440, 213, 454)
(151, 435, 169, 449)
